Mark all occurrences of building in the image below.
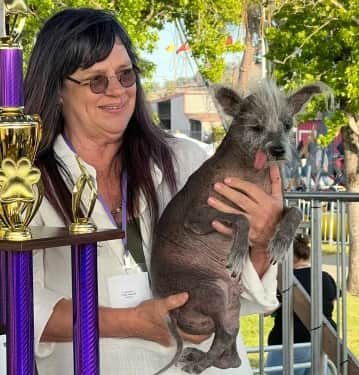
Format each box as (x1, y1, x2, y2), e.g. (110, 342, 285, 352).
(149, 88, 222, 143)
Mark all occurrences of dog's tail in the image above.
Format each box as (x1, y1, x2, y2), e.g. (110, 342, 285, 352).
(153, 315, 183, 375)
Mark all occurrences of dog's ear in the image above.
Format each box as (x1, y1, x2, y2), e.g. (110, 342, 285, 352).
(287, 82, 332, 116)
(213, 85, 243, 117)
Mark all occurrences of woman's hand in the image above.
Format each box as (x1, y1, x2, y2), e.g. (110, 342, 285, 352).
(207, 165, 283, 276)
(132, 292, 209, 346)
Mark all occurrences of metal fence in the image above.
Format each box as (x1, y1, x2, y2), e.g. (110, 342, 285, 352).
(247, 191, 359, 375)
(248, 342, 337, 374)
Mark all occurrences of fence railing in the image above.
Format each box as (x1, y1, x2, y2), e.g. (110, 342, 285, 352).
(248, 191, 359, 375)
(247, 342, 337, 374)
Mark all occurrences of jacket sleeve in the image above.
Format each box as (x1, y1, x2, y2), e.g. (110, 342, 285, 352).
(239, 254, 279, 315)
(31, 204, 67, 358)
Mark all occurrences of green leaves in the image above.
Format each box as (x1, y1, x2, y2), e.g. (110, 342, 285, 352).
(266, 0, 359, 142)
(21, 0, 244, 83)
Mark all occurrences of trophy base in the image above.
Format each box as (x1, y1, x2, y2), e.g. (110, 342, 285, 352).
(4, 228, 32, 241)
(69, 222, 97, 234)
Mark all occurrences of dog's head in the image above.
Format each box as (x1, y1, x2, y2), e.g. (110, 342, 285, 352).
(214, 80, 330, 170)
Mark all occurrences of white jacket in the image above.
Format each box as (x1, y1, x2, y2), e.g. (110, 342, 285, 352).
(32, 135, 279, 375)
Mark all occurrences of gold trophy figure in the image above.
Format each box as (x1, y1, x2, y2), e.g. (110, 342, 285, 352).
(69, 156, 97, 234)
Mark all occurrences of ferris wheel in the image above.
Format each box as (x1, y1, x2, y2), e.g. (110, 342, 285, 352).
(163, 21, 198, 86)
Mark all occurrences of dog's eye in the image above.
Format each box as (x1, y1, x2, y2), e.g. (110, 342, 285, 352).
(252, 125, 262, 132)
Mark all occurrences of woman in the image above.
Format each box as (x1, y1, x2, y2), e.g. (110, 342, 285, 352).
(25, 8, 283, 374)
(266, 234, 337, 374)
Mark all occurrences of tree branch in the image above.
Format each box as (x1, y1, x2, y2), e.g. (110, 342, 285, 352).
(143, 0, 155, 23)
(328, 0, 359, 25)
(272, 18, 335, 64)
(348, 116, 359, 151)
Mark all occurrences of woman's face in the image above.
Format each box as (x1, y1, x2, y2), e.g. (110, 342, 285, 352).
(61, 42, 136, 144)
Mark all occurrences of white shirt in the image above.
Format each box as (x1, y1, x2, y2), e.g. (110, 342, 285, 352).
(32, 135, 279, 375)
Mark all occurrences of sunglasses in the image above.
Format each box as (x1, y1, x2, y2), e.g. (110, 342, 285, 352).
(67, 68, 137, 94)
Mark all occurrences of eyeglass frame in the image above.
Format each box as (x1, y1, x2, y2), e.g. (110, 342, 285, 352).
(66, 67, 137, 94)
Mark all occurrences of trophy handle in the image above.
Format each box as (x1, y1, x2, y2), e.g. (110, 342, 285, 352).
(3, 0, 28, 41)
(23, 177, 44, 227)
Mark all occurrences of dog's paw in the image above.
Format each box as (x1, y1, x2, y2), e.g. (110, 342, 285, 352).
(214, 348, 241, 369)
(226, 252, 243, 278)
(179, 348, 208, 374)
(268, 234, 293, 264)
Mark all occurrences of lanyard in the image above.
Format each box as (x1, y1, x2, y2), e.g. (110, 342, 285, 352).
(121, 171, 129, 258)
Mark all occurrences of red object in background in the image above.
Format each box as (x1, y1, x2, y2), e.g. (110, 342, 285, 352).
(335, 157, 344, 169)
(225, 35, 233, 45)
(297, 120, 320, 145)
(176, 43, 190, 53)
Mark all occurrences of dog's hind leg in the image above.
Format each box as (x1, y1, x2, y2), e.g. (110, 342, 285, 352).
(179, 280, 241, 374)
(214, 339, 240, 369)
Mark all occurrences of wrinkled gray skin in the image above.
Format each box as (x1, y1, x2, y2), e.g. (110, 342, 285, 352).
(151, 80, 328, 374)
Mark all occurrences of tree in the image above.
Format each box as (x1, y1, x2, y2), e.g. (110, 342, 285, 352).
(22, 0, 163, 75)
(265, 0, 359, 294)
(20, 0, 244, 81)
(237, 1, 262, 94)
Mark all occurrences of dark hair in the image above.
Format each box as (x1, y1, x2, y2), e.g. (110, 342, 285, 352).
(25, 8, 176, 223)
(293, 233, 310, 260)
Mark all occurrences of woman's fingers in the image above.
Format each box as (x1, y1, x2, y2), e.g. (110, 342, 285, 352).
(208, 195, 241, 214)
(270, 164, 283, 200)
(162, 292, 189, 312)
(211, 220, 234, 236)
(178, 327, 211, 344)
(144, 293, 210, 346)
(135, 294, 187, 347)
(208, 165, 284, 247)
(209, 182, 256, 214)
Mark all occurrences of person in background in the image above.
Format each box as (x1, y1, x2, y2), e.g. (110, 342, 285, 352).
(25, 8, 283, 374)
(265, 234, 337, 375)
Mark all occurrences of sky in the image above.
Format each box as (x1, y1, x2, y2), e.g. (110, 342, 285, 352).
(143, 23, 198, 84)
(143, 23, 242, 85)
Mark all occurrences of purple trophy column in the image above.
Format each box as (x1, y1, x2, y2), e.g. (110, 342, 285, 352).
(1, 43, 34, 374)
(0, 47, 23, 107)
(0, 251, 7, 328)
(71, 243, 99, 375)
(0, 47, 24, 331)
(6, 251, 34, 375)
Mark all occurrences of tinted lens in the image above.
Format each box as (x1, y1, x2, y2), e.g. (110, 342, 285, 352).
(118, 69, 136, 88)
(90, 75, 108, 94)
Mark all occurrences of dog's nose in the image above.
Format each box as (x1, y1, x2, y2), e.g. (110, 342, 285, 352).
(270, 146, 286, 157)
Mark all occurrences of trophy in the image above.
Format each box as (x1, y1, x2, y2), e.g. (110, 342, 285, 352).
(69, 155, 97, 234)
(0, 0, 43, 241)
(0, 2, 43, 374)
(0, 3, 122, 374)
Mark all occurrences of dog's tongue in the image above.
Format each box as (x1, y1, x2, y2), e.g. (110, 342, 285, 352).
(254, 150, 267, 170)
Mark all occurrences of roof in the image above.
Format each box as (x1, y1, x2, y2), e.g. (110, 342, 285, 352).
(185, 112, 221, 123)
(148, 88, 210, 103)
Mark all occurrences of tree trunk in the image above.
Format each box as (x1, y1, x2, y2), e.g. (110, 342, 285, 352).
(342, 124, 359, 295)
(237, 2, 260, 95)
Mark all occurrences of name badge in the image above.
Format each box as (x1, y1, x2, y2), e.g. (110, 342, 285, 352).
(0, 335, 6, 374)
(108, 272, 152, 308)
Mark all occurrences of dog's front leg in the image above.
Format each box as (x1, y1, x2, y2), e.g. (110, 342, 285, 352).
(268, 206, 302, 263)
(185, 208, 249, 277)
(226, 215, 250, 277)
